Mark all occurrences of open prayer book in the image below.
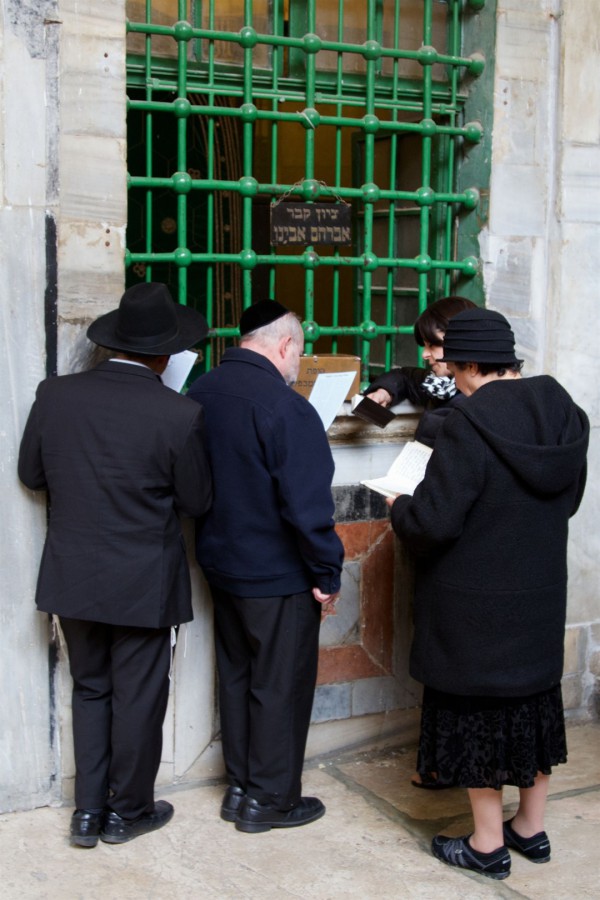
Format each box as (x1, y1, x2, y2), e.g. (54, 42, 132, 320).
(361, 441, 433, 498)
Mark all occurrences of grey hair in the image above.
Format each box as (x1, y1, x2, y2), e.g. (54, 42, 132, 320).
(240, 311, 304, 348)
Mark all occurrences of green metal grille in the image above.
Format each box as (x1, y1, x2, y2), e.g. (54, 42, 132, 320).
(125, 0, 491, 381)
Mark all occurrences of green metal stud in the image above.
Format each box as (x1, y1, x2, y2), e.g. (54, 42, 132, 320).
(463, 187, 480, 210)
(361, 183, 381, 203)
(172, 172, 192, 194)
(420, 118, 437, 137)
(239, 26, 258, 49)
(362, 40, 382, 61)
(362, 114, 380, 134)
(360, 320, 378, 340)
(362, 252, 379, 271)
(301, 107, 321, 129)
(468, 53, 485, 76)
(173, 20, 193, 42)
(303, 250, 320, 269)
(301, 179, 321, 200)
(173, 98, 191, 118)
(418, 45, 438, 66)
(416, 186, 435, 206)
(239, 249, 258, 269)
(464, 121, 483, 143)
(303, 320, 321, 341)
(414, 254, 432, 273)
(239, 176, 259, 197)
(462, 256, 479, 276)
(240, 103, 258, 124)
(303, 33, 322, 54)
(174, 248, 192, 267)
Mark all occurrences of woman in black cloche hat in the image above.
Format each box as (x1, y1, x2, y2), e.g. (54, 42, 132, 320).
(388, 308, 589, 881)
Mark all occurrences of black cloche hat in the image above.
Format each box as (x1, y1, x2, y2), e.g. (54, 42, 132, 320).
(87, 282, 209, 355)
(239, 299, 290, 336)
(440, 308, 523, 365)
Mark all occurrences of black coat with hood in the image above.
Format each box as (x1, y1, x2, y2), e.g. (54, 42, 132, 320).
(390, 375, 589, 698)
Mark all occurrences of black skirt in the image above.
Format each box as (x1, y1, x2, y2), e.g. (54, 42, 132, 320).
(416, 683, 567, 789)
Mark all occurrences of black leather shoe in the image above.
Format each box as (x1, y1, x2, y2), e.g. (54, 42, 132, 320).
(100, 800, 174, 844)
(220, 785, 246, 822)
(70, 809, 104, 848)
(235, 796, 325, 833)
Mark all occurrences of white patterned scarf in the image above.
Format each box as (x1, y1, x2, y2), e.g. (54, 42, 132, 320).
(420, 373, 457, 400)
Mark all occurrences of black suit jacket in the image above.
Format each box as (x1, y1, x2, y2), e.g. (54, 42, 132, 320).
(18, 361, 212, 627)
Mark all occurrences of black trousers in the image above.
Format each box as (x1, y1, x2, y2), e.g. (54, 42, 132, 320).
(59, 617, 172, 819)
(211, 588, 321, 810)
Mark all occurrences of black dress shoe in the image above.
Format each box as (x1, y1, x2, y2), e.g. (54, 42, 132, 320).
(220, 785, 246, 822)
(100, 800, 174, 844)
(70, 809, 104, 848)
(235, 796, 325, 833)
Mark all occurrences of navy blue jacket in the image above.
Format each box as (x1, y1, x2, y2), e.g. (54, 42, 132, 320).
(187, 348, 344, 597)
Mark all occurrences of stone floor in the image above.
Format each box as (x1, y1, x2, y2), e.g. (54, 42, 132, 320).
(1, 719, 599, 899)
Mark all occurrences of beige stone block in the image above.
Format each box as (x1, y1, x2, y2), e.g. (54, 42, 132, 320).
(492, 78, 548, 168)
(495, 6, 553, 83)
(550, 223, 600, 418)
(563, 626, 583, 676)
(561, 673, 583, 711)
(57, 220, 126, 321)
(561, 1, 600, 145)
(3, 34, 47, 207)
(589, 650, 600, 679)
(560, 145, 600, 224)
(489, 163, 547, 237)
(59, 134, 127, 223)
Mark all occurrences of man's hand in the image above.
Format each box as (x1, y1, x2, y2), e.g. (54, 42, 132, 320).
(312, 587, 339, 616)
(385, 494, 401, 508)
(367, 388, 393, 407)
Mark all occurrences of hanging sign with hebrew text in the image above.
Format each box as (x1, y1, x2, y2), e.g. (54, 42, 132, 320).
(270, 202, 352, 246)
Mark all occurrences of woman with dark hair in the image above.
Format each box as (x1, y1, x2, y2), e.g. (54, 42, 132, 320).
(367, 295, 477, 790)
(388, 309, 589, 880)
(365, 295, 477, 447)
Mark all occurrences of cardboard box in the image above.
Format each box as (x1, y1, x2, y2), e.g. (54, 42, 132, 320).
(293, 354, 361, 401)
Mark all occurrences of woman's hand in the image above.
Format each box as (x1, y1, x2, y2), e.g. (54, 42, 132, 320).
(367, 388, 393, 407)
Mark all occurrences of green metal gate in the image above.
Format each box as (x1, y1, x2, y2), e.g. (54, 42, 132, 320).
(125, 1, 493, 382)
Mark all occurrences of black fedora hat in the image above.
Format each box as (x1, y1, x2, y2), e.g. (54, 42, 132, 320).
(87, 283, 208, 355)
(440, 308, 523, 364)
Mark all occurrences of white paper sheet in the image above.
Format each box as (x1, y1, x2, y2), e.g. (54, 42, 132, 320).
(161, 350, 198, 392)
(307, 371, 357, 431)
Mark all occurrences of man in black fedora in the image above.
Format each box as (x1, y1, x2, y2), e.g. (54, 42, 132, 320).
(18, 282, 212, 848)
